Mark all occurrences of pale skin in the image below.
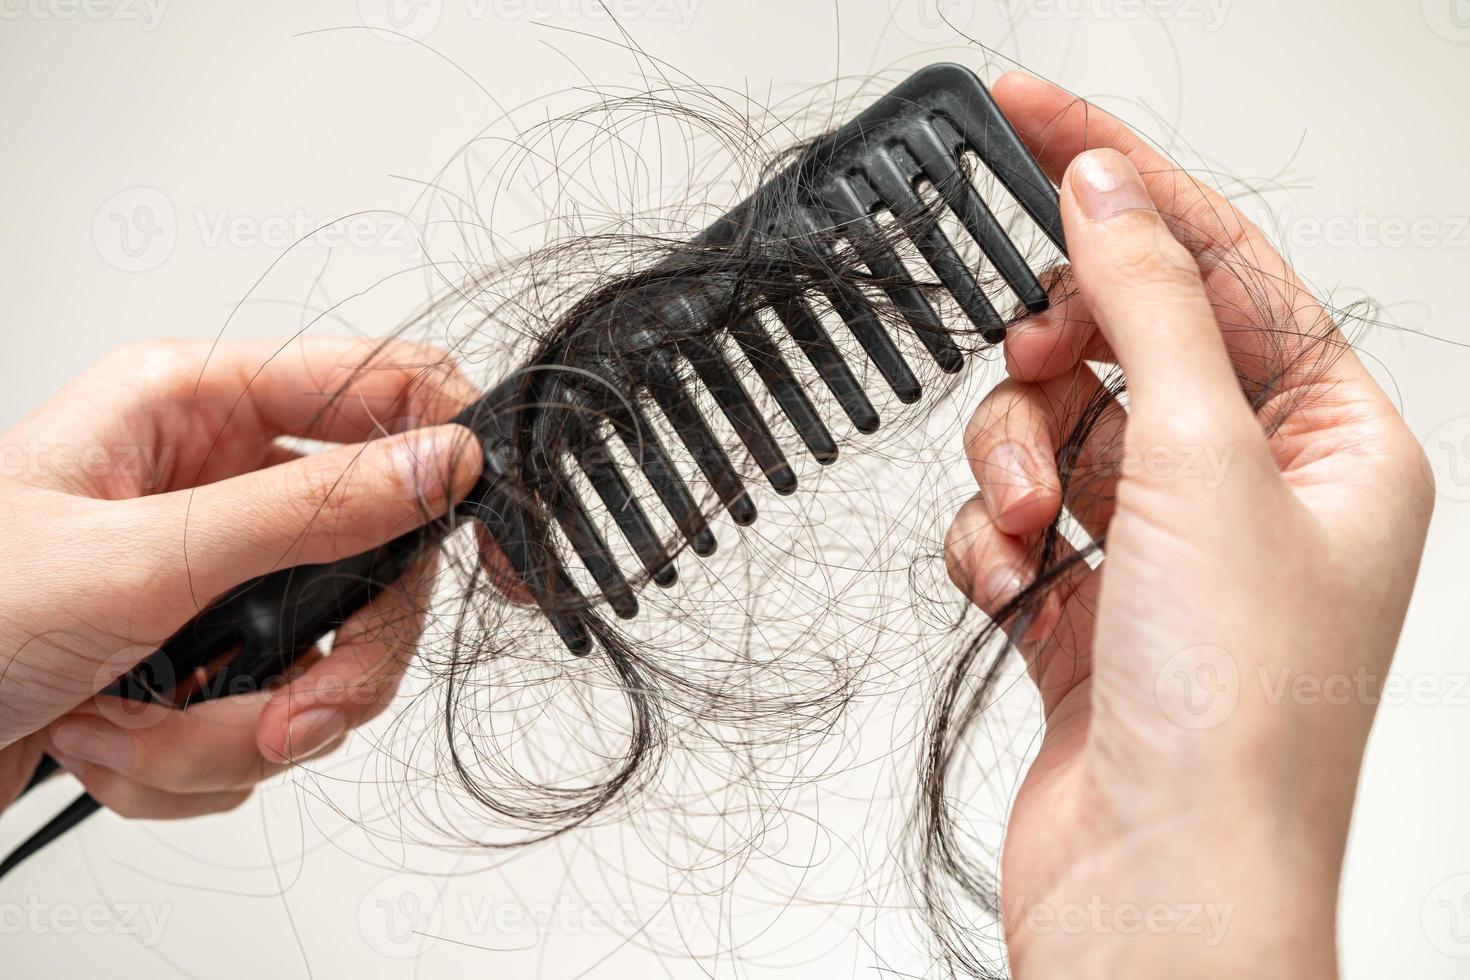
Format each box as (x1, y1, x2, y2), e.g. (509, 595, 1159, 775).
(943, 74, 1433, 975)
(0, 337, 484, 818)
(0, 72, 1435, 975)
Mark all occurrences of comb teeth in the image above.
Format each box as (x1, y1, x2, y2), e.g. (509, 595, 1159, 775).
(771, 295, 880, 434)
(606, 399, 719, 557)
(456, 63, 1067, 651)
(912, 119, 1049, 314)
(644, 351, 759, 525)
(820, 176, 961, 371)
(728, 312, 838, 464)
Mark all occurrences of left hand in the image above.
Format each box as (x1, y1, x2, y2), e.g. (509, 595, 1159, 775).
(0, 336, 483, 819)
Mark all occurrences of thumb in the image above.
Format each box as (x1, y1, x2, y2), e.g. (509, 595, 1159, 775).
(117, 424, 482, 620)
(1060, 148, 1260, 444)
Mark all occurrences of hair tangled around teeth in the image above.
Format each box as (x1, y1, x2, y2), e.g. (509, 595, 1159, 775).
(403, 102, 1051, 845)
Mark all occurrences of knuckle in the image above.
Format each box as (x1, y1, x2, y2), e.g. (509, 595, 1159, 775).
(295, 671, 382, 719)
(108, 337, 186, 363)
(963, 382, 1028, 455)
(942, 502, 986, 589)
(282, 453, 362, 534)
(381, 339, 448, 367)
(1104, 218, 1203, 293)
(1386, 422, 1436, 514)
(146, 741, 258, 794)
(1166, 189, 1258, 262)
(231, 751, 273, 787)
(377, 341, 473, 423)
(106, 338, 196, 382)
(353, 688, 394, 725)
(943, 525, 970, 589)
(144, 760, 195, 796)
(119, 727, 187, 794)
(1112, 245, 1201, 295)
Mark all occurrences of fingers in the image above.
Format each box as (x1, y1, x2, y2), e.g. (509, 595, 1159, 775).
(944, 495, 1093, 718)
(37, 599, 394, 816)
(49, 757, 253, 820)
(13, 336, 482, 498)
(115, 422, 482, 619)
(945, 495, 1045, 620)
(44, 695, 288, 795)
(256, 558, 434, 764)
(35, 536, 441, 818)
(0, 737, 45, 813)
(1003, 267, 1107, 383)
(36, 555, 433, 811)
(962, 380, 1064, 537)
(964, 368, 1126, 540)
(1060, 149, 1263, 448)
(992, 72, 1364, 392)
(16, 336, 483, 496)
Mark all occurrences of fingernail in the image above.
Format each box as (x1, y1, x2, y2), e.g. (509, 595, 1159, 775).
(1071, 149, 1154, 221)
(50, 717, 134, 771)
(282, 707, 349, 761)
(392, 425, 479, 507)
(982, 442, 1044, 521)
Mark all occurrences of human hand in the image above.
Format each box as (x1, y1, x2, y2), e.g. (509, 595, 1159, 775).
(0, 337, 482, 819)
(944, 74, 1433, 977)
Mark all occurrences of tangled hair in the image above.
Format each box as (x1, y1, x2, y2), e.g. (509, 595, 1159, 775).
(271, 63, 1352, 976)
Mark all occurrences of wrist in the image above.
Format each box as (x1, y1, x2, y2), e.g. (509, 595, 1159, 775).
(1005, 810, 1341, 980)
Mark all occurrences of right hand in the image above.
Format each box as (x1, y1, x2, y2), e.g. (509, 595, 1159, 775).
(944, 73, 1434, 977)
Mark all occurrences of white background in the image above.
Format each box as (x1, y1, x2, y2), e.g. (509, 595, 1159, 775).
(2, 1, 1469, 977)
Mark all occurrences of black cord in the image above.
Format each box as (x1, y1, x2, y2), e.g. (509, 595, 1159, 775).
(0, 794, 100, 881)
(22, 755, 60, 795)
(0, 757, 96, 881)
(0, 674, 278, 880)
(0, 664, 286, 881)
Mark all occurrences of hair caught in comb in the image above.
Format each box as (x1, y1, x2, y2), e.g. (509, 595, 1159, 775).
(389, 67, 1075, 861)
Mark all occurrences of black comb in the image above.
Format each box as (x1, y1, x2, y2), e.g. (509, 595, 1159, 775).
(456, 62, 1065, 652)
(0, 63, 1065, 876)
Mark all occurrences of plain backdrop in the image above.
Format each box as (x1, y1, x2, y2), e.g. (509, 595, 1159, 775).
(2, 1, 1469, 977)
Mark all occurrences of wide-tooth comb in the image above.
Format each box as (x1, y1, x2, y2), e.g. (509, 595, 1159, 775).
(458, 62, 1066, 653)
(149, 62, 1065, 668)
(1, 64, 1065, 876)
